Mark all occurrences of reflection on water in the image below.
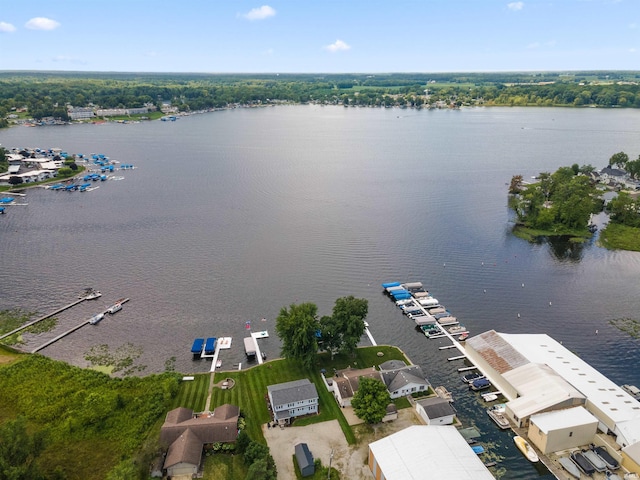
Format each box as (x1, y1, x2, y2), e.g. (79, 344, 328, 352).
(2, 106, 640, 479)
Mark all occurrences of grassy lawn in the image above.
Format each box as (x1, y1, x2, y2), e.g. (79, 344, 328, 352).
(599, 223, 640, 251)
(172, 374, 211, 412)
(202, 451, 248, 480)
(181, 346, 410, 448)
(512, 224, 591, 243)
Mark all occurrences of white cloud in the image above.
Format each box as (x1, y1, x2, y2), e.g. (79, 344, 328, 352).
(0, 21, 16, 33)
(25, 17, 60, 31)
(507, 2, 524, 11)
(241, 5, 276, 21)
(324, 39, 351, 53)
(630, 48, 637, 53)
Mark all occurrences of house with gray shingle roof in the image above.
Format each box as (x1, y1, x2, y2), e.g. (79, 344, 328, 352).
(379, 360, 430, 398)
(267, 379, 318, 425)
(415, 396, 457, 425)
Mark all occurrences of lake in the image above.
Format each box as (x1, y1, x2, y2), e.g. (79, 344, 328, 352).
(2, 105, 640, 478)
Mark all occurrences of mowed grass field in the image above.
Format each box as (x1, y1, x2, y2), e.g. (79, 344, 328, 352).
(173, 346, 409, 445)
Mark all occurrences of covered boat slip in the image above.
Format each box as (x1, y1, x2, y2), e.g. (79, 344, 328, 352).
(244, 337, 256, 358)
(191, 338, 204, 356)
(204, 337, 217, 355)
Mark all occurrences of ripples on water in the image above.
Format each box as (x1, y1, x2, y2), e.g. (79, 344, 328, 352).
(2, 106, 640, 478)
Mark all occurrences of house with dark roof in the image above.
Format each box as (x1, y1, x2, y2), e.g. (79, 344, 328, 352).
(415, 396, 457, 425)
(379, 360, 430, 398)
(160, 404, 240, 477)
(295, 443, 315, 477)
(331, 367, 384, 407)
(267, 379, 319, 425)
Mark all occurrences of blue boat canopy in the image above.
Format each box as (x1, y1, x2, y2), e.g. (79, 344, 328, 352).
(204, 337, 217, 353)
(381, 282, 401, 288)
(191, 338, 204, 353)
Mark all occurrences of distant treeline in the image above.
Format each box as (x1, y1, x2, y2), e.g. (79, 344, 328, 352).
(2, 70, 640, 122)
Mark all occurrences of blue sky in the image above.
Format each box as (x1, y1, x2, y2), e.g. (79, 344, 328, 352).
(0, 0, 637, 73)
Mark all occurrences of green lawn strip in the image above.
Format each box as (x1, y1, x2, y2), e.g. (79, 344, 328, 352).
(599, 223, 640, 251)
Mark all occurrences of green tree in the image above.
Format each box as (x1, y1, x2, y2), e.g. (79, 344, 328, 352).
(0, 416, 46, 480)
(508, 174, 523, 194)
(609, 151, 629, 168)
(351, 377, 391, 424)
(319, 296, 368, 358)
(275, 303, 319, 369)
(625, 158, 640, 179)
(245, 458, 277, 480)
(608, 192, 640, 227)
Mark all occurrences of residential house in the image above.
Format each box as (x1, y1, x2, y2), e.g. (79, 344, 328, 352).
(267, 379, 318, 425)
(379, 359, 430, 398)
(415, 396, 457, 425)
(331, 367, 383, 407)
(160, 404, 239, 477)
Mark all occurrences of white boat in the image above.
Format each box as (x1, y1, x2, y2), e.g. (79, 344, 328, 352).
(435, 386, 453, 402)
(558, 457, 581, 479)
(482, 392, 498, 402)
(513, 436, 539, 462)
(89, 313, 105, 325)
(106, 303, 122, 314)
(448, 325, 467, 334)
(487, 404, 510, 429)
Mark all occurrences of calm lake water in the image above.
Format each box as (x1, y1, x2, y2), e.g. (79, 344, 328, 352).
(2, 106, 640, 478)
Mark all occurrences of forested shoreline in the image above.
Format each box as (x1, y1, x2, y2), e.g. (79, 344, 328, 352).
(1, 70, 640, 126)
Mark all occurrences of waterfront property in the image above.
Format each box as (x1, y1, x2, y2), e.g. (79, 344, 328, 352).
(368, 425, 495, 480)
(415, 396, 457, 425)
(378, 359, 430, 398)
(527, 406, 599, 454)
(330, 366, 383, 407)
(160, 404, 240, 477)
(463, 330, 640, 474)
(267, 379, 319, 425)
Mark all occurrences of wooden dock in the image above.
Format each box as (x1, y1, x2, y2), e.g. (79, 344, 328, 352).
(0, 297, 86, 341)
(30, 297, 130, 353)
(32, 320, 89, 353)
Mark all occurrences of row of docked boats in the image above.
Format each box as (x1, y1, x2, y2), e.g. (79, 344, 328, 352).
(559, 443, 621, 478)
(88, 298, 126, 325)
(382, 281, 470, 340)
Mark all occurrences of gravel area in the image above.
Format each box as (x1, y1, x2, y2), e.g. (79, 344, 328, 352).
(263, 408, 423, 479)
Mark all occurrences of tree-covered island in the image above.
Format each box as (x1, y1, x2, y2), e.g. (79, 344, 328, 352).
(509, 152, 640, 251)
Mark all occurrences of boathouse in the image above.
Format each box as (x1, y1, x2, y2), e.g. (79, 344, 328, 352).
(368, 426, 495, 480)
(243, 337, 256, 359)
(415, 397, 457, 426)
(527, 406, 598, 454)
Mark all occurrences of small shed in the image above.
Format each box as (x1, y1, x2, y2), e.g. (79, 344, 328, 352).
(295, 443, 315, 477)
(415, 396, 456, 425)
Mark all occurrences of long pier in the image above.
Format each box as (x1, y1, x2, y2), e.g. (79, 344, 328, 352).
(31, 319, 90, 353)
(31, 298, 130, 353)
(0, 297, 87, 341)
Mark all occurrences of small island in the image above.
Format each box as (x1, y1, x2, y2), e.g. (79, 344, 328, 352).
(509, 151, 640, 251)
